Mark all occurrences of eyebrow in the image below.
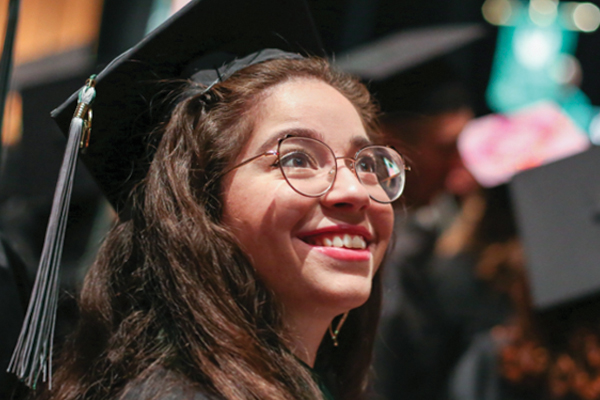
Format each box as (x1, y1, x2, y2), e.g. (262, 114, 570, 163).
(255, 128, 373, 155)
(351, 135, 372, 150)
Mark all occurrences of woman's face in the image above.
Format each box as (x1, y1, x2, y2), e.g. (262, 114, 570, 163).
(221, 78, 394, 320)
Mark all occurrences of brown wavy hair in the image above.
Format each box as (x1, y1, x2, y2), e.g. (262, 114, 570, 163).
(38, 57, 383, 400)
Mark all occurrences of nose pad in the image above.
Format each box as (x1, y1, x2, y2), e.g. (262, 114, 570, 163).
(342, 158, 355, 172)
(326, 159, 354, 179)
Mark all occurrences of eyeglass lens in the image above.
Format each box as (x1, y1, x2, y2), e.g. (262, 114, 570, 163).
(277, 137, 406, 203)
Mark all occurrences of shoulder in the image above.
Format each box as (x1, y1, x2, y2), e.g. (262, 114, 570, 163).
(116, 366, 219, 400)
(447, 332, 528, 400)
(447, 332, 501, 400)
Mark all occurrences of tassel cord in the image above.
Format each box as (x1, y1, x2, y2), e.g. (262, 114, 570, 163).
(8, 78, 95, 389)
(8, 117, 84, 388)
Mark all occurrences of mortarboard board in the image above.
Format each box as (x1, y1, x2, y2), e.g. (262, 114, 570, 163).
(10, 0, 324, 388)
(52, 0, 324, 211)
(334, 24, 486, 115)
(509, 145, 600, 311)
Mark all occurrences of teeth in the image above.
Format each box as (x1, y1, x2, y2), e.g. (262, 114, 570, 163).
(316, 234, 367, 249)
(332, 236, 344, 248)
(343, 234, 353, 248)
(352, 235, 367, 249)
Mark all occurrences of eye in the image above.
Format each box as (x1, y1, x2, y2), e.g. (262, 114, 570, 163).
(356, 155, 377, 173)
(279, 150, 319, 169)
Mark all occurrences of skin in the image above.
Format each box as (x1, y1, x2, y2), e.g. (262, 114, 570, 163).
(221, 78, 394, 366)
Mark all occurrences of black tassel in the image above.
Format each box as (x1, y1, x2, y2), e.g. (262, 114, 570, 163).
(7, 76, 96, 389)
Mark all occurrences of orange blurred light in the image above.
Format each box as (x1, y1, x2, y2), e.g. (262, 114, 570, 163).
(0, 0, 103, 65)
(1, 90, 22, 147)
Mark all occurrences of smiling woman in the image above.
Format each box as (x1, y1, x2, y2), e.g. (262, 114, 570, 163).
(46, 58, 393, 400)
(9, 1, 408, 399)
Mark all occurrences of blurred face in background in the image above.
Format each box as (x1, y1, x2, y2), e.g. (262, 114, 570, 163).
(383, 107, 476, 208)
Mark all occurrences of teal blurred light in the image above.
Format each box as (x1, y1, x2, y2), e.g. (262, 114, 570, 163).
(486, 1, 596, 134)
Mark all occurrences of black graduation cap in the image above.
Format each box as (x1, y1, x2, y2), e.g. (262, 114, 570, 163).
(52, 0, 324, 210)
(334, 24, 486, 115)
(10, 0, 323, 388)
(509, 145, 600, 311)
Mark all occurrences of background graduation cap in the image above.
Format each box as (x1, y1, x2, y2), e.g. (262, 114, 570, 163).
(334, 24, 486, 116)
(10, 0, 324, 388)
(509, 145, 600, 312)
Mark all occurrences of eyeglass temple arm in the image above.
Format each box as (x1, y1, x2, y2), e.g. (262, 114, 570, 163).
(379, 164, 412, 184)
(221, 150, 278, 176)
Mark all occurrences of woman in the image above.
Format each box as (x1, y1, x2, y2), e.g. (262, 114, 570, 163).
(6, 1, 409, 398)
(33, 50, 407, 398)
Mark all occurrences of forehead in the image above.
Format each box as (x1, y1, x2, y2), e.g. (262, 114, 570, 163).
(243, 78, 370, 154)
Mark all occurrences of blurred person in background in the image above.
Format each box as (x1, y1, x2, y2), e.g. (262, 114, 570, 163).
(447, 144, 600, 400)
(369, 58, 504, 400)
(388, 101, 593, 400)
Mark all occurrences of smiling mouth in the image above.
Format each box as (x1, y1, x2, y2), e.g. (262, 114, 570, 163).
(302, 233, 368, 250)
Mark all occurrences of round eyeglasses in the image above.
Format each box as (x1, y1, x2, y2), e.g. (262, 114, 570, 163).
(223, 136, 410, 203)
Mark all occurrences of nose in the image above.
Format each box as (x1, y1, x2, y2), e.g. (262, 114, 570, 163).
(320, 160, 370, 211)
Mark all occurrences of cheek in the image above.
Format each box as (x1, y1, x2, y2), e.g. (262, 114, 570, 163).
(372, 204, 395, 264)
(222, 179, 271, 244)
(222, 181, 322, 299)
(221, 175, 313, 259)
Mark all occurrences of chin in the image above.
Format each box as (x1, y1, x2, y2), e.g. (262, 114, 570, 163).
(317, 277, 374, 313)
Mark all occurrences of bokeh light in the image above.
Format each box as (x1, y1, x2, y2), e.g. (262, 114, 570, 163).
(573, 3, 600, 32)
(549, 54, 581, 85)
(529, 0, 558, 26)
(513, 28, 562, 70)
(588, 112, 600, 144)
(482, 0, 514, 26)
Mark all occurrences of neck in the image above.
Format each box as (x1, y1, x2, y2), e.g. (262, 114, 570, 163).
(285, 311, 333, 367)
